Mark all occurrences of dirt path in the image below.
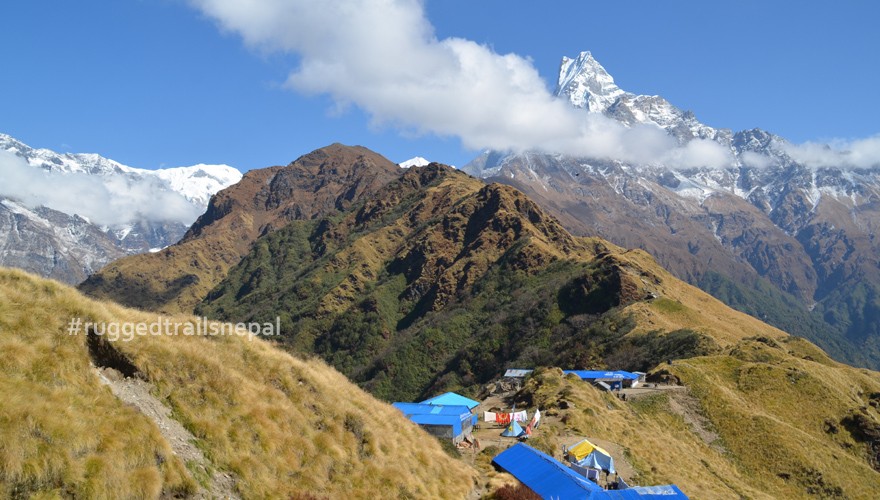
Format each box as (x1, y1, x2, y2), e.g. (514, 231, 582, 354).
(95, 367, 240, 499)
(665, 390, 724, 452)
(623, 383, 722, 451)
(621, 383, 686, 400)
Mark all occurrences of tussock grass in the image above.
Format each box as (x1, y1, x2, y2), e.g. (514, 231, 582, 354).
(0, 270, 194, 499)
(0, 268, 476, 498)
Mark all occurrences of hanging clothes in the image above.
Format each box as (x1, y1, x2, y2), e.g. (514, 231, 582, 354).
(483, 411, 497, 422)
(496, 413, 511, 425)
(529, 408, 541, 428)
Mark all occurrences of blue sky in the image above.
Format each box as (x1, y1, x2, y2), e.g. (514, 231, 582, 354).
(2, 0, 878, 172)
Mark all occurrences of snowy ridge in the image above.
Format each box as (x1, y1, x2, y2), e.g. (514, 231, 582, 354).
(1, 199, 51, 229)
(398, 157, 430, 169)
(0, 132, 244, 283)
(470, 52, 880, 211)
(0, 133, 242, 208)
(152, 163, 242, 206)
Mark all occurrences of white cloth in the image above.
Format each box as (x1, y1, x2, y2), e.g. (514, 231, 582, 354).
(512, 410, 528, 422)
(483, 411, 496, 422)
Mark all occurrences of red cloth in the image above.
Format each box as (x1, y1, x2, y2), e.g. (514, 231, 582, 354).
(496, 413, 511, 425)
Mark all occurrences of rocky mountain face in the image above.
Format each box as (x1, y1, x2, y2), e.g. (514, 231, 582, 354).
(0, 134, 241, 283)
(79, 144, 402, 313)
(194, 160, 768, 400)
(463, 52, 880, 369)
(0, 199, 125, 283)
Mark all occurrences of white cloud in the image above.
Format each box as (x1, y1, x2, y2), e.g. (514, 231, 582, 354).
(0, 150, 201, 226)
(740, 151, 774, 169)
(783, 135, 880, 169)
(188, 0, 733, 169)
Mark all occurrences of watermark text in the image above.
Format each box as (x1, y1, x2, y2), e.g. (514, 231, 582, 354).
(67, 316, 281, 342)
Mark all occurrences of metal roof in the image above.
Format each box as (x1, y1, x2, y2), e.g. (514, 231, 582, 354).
(492, 443, 603, 499)
(420, 392, 480, 409)
(503, 369, 640, 380)
(564, 370, 640, 381)
(598, 485, 688, 499)
(493, 445, 688, 499)
(392, 402, 472, 419)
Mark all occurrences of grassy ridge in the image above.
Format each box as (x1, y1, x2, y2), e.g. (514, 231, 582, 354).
(513, 354, 880, 499)
(0, 268, 476, 498)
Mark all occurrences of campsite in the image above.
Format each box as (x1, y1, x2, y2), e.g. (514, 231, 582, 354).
(394, 369, 690, 498)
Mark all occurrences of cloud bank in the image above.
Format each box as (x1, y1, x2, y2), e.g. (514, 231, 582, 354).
(188, 0, 734, 168)
(0, 150, 201, 226)
(783, 135, 880, 169)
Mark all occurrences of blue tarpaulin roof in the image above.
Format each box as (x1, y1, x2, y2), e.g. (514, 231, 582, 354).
(420, 392, 480, 410)
(594, 485, 688, 499)
(564, 370, 640, 381)
(392, 402, 472, 419)
(393, 403, 477, 438)
(493, 443, 603, 499)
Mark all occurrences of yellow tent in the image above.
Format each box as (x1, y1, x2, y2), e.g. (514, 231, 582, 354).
(566, 439, 616, 473)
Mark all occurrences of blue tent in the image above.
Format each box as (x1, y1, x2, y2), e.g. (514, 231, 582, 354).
(420, 392, 480, 410)
(493, 443, 603, 498)
(501, 420, 524, 437)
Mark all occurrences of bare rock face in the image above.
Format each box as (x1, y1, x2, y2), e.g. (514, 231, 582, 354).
(0, 201, 126, 283)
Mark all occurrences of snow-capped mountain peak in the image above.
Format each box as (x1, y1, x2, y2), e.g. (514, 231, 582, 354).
(556, 51, 625, 113)
(555, 53, 726, 144)
(398, 157, 431, 169)
(152, 163, 242, 206)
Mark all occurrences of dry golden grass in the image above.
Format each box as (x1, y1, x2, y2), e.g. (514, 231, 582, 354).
(663, 337, 880, 499)
(513, 341, 880, 500)
(0, 268, 476, 498)
(611, 248, 790, 346)
(0, 270, 194, 499)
